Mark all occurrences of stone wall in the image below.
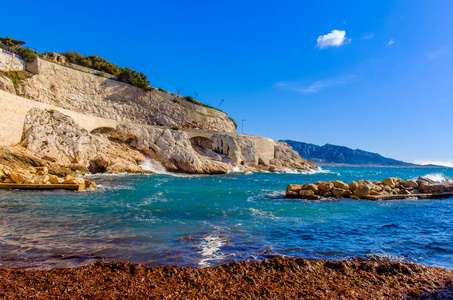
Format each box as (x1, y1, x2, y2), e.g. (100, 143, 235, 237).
(8, 58, 236, 132)
(0, 89, 118, 146)
(0, 50, 26, 71)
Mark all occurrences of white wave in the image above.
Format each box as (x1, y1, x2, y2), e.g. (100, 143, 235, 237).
(84, 172, 129, 178)
(248, 208, 276, 219)
(271, 166, 337, 175)
(364, 253, 408, 264)
(421, 173, 452, 183)
(227, 166, 243, 173)
(198, 235, 227, 268)
(139, 157, 169, 174)
(95, 184, 136, 191)
(139, 158, 205, 178)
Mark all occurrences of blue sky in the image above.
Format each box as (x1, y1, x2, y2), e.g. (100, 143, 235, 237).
(1, 1, 452, 165)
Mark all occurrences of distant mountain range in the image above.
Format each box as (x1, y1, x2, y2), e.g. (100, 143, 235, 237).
(281, 140, 435, 167)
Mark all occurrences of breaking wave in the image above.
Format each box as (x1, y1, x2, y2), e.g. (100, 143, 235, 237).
(421, 173, 452, 183)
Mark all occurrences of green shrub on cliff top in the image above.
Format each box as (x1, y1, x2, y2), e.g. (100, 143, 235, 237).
(0, 37, 39, 63)
(16, 47, 38, 63)
(118, 68, 150, 90)
(62, 51, 149, 90)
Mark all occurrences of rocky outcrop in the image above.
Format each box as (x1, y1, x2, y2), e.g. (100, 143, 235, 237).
(114, 124, 229, 174)
(0, 56, 317, 175)
(113, 123, 315, 174)
(21, 108, 147, 174)
(17, 108, 315, 175)
(286, 176, 453, 200)
(6, 57, 236, 133)
(0, 165, 96, 190)
(0, 145, 77, 177)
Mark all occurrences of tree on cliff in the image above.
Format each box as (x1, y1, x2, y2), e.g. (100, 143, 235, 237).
(175, 87, 184, 95)
(0, 37, 39, 63)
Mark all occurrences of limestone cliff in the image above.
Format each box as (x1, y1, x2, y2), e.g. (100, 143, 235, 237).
(0, 53, 316, 174)
(18, 108, 314, 174)
(3, 57, 236, 132)
(21, 108, 146, 174)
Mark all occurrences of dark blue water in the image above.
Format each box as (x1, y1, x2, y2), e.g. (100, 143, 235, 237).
(1, 166, 452, 269)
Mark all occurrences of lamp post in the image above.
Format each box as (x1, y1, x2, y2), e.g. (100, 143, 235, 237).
(217, 99, 224, 109)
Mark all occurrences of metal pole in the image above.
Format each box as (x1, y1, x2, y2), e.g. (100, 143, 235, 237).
(241, 119, 246, 134)
(217, 99, 224, 109)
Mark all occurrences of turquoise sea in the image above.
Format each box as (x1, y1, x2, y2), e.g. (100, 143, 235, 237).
(1, 166, 453, 269)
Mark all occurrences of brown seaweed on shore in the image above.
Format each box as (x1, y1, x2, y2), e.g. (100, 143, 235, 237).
(0, 257, 452, 299)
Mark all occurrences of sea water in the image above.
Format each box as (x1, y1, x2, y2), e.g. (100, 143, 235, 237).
(1, 166, 453, 269)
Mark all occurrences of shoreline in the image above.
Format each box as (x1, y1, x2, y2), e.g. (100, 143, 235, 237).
(0, 256, 452, 299)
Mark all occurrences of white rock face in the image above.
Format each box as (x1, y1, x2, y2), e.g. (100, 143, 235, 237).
(21, 108, 145, 173)
(115, 123, 315, 174)
(115, 124, 229, 174)
(20, 109, 315, 174)
(12, 58, 236, 133)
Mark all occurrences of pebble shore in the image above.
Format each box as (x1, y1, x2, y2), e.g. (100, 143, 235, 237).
(1, 257, 452, 299)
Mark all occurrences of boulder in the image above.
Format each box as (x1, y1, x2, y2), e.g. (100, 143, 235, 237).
(332, 180, 349, 190)
(299, 189, 315, 197)
(316, 181, 334, 192)
(416, 176, 435, 186)
(331, 188, 352, 198)
(33, 175, 50, 184)
(10, 170, 32, 184)
(302, 183, 319, 194)
(381, 185, 392, 192)
(404, 179, 418, 189)
(349, 181, 359, 190)
(391, 188, 401, 195)
(370, 190, 381, 196)
(320, 190, 333, 197)
(84, 179, 97, 190)
(354, 185, 370, 198)
(286, 184, 303, 197)
(63, 175, 75, 183)
(49, 174, 64, 184)
(36, 167, 48, 175)
(382, 177, 398, 188)
(418, 183, 445, 194)
(369, 183, 382, 193)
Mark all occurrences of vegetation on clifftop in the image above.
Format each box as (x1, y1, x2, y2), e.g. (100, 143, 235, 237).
(62, 51, 151, 90)
(0, 36, 233, 121)
(0, 37, 40, 63)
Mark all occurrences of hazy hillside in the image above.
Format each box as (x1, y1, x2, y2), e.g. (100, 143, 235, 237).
(281, 140, 417, 167)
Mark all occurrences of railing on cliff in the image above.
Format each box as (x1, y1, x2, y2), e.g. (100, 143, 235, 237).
(0, 48, 24, 61)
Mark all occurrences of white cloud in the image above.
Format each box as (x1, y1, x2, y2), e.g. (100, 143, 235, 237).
(316, 30, 351, 49)
(386, 38, 395, 46)
(427, 49, 448, 60)
(363, 33, 374, 40)
(274, 75, 355, 94)
(414, 160, 453, 168)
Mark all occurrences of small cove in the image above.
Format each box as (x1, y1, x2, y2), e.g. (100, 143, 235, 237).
(1, 166, 452, 269)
